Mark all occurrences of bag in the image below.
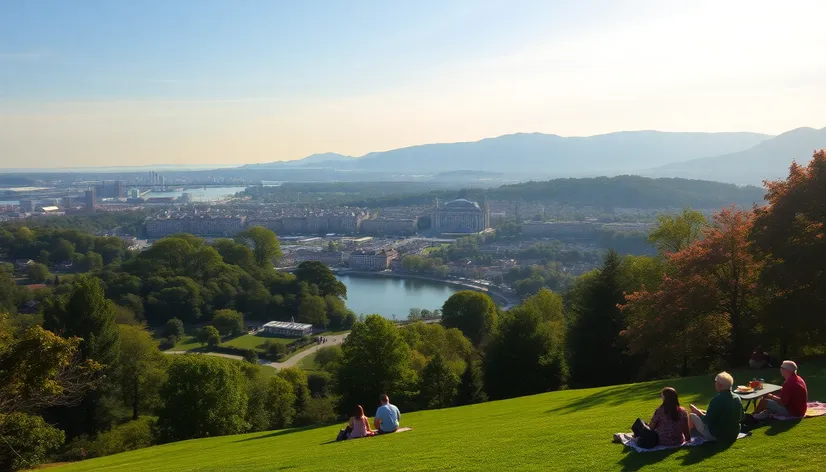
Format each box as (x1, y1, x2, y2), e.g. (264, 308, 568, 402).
(336, 425, 353, 442)
(631, 418, 659, 449)
(741, 413, 759, 430)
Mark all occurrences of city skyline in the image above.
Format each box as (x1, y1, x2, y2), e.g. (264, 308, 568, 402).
(2, 0, 825, 168)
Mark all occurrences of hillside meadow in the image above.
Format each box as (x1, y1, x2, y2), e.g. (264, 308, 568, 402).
(50, 361, 826, 472)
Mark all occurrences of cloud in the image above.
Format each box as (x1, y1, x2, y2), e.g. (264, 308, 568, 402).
(0, 51, 50, 61)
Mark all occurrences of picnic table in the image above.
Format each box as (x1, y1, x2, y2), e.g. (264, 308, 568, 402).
(736, 383, 782, 412)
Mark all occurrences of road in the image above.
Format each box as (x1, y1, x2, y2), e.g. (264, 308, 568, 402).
(164, 332, 349, 370)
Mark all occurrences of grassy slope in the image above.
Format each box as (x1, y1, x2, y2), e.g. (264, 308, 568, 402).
(219, 334, 290, 352)
(55, 363, 826, 472)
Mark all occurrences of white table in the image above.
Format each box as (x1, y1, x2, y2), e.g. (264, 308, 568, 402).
(736, 383, 782, 412)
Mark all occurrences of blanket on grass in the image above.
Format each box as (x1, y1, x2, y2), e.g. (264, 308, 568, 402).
(615, 431, 750, 453)
(772, 401, 826, 420)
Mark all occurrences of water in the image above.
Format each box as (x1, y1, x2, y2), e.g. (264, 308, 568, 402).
(144, 186, 248, 202)
(337, 274, 460, 320)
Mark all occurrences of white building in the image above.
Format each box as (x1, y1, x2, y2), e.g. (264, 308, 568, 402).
(261, 320, 313, 337)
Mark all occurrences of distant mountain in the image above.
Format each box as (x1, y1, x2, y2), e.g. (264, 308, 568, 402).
(649, 127, 826, 185)
(241, 131, 770, 175)
(243, 153, 354, 168)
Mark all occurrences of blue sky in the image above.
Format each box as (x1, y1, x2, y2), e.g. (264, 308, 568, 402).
(1, 0, 825, 167)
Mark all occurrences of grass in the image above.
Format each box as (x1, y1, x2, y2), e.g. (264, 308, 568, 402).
(295, 350, 321, 371)
(219, 334, 291, 352)
(165, 335, 201, 352)
(51, 362, 826, 472)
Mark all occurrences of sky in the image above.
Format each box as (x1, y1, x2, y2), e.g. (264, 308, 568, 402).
(1, 0, 825, 168)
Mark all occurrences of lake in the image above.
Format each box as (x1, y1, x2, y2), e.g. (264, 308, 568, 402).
(337, 274, 461, 320)
(144, 186, 248, 202)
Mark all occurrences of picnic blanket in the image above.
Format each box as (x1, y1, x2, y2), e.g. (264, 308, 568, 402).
(772, 401, 826, 420)
(614, 431, 750, 453)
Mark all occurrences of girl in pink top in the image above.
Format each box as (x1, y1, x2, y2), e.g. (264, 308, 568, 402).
(348, 405, 374, 439)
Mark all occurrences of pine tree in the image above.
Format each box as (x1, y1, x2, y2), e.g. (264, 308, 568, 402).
(419, 354, 459, 409)
(456, 359, 487, 406)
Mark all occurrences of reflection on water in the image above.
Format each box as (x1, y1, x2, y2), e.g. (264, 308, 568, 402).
(337, 274, 460, 320)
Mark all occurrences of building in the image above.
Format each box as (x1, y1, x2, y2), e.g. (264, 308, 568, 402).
(61, 196, 73, 208)
(349, 248, 397, 271)
(359, 218, 418, 235)
(19, 200, 34, 213)
(521, 221, 597, 238)
(261, 320, 313, 337)
(128, 188, 141, 199)
(145, 214, 247, 238)
(84, 190, 96, 211)
(431, 198, 490, 234)
(93, 181, 124, 198)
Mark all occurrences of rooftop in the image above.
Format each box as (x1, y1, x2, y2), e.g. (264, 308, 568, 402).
(262, 320, 313, 330)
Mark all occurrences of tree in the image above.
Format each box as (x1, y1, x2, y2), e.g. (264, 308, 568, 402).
(336, 315, 415, 412)
(156, 355, 249, 442)
(298, 295, 328, 327)
(623, 208, 763, 374)
(163, 318, 185, 340)
(484, 302, 567, 400)
(82, 251, 104, 272)
(751, 150, 826, 354)
(315, 345, 343, 370)
(212, 238, 256, 269)
(52, 238, 76, 262)
(235, 226, 282, 267)
(265, 376, 296, 430)
(0, 412, 66, 471)
(648, 208, 708, 255)
(419, 354, 459, 409)
(243, 349, 258, 364)
(27, 263, 50, 284)
(115, 325, 168, 420)
(441, 291, 498, 347)
(277, 367, 310, 413)
(295, 261, 347, 299)
(455, 360, 487, 406)
(196, 326, 221, 348)
(212, 309, 245, 336)
(567, 250, 633, 387)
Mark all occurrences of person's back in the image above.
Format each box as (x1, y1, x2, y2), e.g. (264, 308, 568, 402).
(782, 372, 808, 417)
(651, 406, 689, 446)
(705, 390, 743, 442)
(375, 401, 401, 433)
(350, 415, 370, 438)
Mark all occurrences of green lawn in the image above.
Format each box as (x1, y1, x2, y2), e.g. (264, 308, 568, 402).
(219, 334, 291, 352)
(166, 335, 201, 352)
(51, 362, 826, 472)
(296, 350, 321, 371)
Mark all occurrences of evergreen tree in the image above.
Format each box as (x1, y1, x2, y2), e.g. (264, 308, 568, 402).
(567, 250, 633, 387)
(456, 359, 487, 406)
(419, 354, 459, 409)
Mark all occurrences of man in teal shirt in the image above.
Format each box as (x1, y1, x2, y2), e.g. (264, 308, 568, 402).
(689, 372, 743, 443)
(374, 394, 401, 434)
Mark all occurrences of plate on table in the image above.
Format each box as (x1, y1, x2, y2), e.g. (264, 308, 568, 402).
(735, 386, 754, 393)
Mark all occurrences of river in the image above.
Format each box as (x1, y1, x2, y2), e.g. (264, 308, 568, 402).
(143, 186, 248, 202)
(337, 274, 460, 320)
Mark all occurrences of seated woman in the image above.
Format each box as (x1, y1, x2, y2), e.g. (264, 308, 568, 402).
(649, 387, 690, 446)
(348, 405, 375, 439)
(630, 387, 689, 448)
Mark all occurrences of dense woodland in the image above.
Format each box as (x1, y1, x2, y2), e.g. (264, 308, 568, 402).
(1, 151, 824, 470)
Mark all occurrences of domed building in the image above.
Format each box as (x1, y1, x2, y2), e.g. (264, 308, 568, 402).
(431, 198, 491, 233)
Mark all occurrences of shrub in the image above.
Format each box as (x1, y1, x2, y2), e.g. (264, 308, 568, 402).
(0, 412, 65, 471)
(63, 417, 155, 461)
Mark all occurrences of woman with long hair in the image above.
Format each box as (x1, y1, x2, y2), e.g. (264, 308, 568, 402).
(648, 387, 690, 446)
(348, 404, 375, 439)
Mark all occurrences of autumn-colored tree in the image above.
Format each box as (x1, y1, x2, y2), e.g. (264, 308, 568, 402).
(622, 208, 763, 376)
(751, 150, 826, 354)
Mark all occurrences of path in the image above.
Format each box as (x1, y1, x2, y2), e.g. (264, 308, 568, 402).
(163, 332, 350, 370)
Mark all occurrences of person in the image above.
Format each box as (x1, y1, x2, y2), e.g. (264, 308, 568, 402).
(649, 387, 690, 446)
(749, 346, 769, 369)
(348, 405, 374, 439)
(753, 360, 808, 419)
(374, 393, 401, 434)
(688, 372, 743, 443)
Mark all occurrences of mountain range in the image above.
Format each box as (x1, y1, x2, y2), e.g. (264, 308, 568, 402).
(242, 127, 826, 185)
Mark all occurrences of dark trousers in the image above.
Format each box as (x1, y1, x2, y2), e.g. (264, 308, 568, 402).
(632, 418, 659, 449)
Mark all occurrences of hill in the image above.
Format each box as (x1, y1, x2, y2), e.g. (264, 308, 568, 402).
(52, 362, 826, 472)
(243, 153, 355, 168)
(649, 126, 826, 185)
(244, 131, 771, 176)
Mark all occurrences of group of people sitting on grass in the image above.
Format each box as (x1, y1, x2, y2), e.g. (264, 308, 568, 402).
(338, 394, 402, 440)
(628, 360, 808, 448)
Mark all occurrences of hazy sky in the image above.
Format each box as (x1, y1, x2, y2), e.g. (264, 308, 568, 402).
(1, 0, 825, 168)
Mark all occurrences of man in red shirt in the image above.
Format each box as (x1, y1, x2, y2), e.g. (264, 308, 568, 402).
(754, 360, 808, 419)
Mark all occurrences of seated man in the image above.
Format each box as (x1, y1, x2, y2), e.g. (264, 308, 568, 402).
(688, 372, 743, 443)
(753, 360, 808, 419)
(749, 346, 769, 369)
(374, 393, 401, 434)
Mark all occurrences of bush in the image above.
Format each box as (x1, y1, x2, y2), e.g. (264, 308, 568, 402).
(63, 417, 155, 461)
(307, 371, 333, 397)
(159, 335, 179, 350)
(295, 397, 337, 426)
(0, 412, 65, 471)
(264, 339, 287, 357)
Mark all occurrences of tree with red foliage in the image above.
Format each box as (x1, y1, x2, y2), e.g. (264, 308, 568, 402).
(751, 150, 826, 355)
(622, 208, 763, 376)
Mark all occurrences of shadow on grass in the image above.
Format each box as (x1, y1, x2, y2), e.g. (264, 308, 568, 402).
(233, 423, 333, 443)
(546, 383, 664, 414)
(765, 418, 802, 436)
(680, 440, 734, 466)
(617, 447, 679, 471)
